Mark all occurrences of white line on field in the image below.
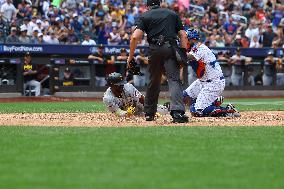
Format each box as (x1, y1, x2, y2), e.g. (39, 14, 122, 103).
(227, 101, 284, 105)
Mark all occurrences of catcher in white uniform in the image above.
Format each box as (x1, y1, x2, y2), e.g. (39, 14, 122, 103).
(103, 72, 169, 117)
(183, 29, 240, 117)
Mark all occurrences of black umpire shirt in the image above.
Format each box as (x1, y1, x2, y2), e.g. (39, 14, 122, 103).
(135, 6, 184, 43)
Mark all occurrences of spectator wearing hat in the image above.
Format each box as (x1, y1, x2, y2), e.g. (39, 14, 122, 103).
(37, 33, 45, 44)
(71, 13, 82, 33)
(56, 17, 68, 33)
(27, 16, 37, 36)
(22, 16, 30, 29)
(30, 27, 39, 44)
(0, 0, 16, 22)
(42, 17, 50, 30)
(45, 30, 59, 44)
(79, 8, 92, 25)
(6, 27, 20, 43)
(36, 19, 43, 31)
(82, 33, 96, 45)
(263, 51, 277, 86)
(233, 34, 243, 47)
(19, 25, 31, 43)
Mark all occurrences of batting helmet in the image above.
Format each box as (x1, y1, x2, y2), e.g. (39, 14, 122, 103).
(186, 28, 200, 40)
(105, 72, 126, 86)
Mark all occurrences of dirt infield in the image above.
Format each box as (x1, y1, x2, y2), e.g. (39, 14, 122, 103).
(0, 111, 283, 127)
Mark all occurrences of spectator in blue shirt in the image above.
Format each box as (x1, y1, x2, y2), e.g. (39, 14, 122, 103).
(223, 17, 238, 35)
(71, 13, 82, 33)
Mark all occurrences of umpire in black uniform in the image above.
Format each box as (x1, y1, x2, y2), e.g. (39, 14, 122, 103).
(127, 0, 189, 123)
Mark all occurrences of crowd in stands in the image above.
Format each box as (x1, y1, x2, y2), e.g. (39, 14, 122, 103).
(0, 0, 283, 48)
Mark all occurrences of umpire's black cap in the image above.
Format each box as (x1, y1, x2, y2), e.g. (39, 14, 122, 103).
(106, 72, 126, 86)
(147, 0, 160, 6)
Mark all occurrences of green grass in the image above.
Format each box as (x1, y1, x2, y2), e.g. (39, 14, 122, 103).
(0, 101, 106, 113)
(0, 98, 283, 113)
(0, 98, 283, 188)
(0, 126, 283, 189)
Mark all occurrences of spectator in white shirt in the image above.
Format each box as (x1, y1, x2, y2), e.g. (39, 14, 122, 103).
(249, 35, 261, 48)
(45, 31, 59, 44)
(36, 19, 43, 32)
(108, 27, 121, 45)
(27, 16, 37, 36)
(0, 0, 16, 22)
(245, 20, 259, 41)
(82, 34, 96, 45)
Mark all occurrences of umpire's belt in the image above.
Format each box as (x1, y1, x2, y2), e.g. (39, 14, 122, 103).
(149, 38, 177, 46)
(200, 76, 225, 83)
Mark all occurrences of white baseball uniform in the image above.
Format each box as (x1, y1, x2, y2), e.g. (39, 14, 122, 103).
(103, 83, 169, 117)
(103, 83, 144, 116)
(184, 42, 225, 110)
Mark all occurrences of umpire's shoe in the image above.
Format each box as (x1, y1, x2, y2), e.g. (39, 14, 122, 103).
(145, 113, 155, 121)
(171, 111, 189, 123)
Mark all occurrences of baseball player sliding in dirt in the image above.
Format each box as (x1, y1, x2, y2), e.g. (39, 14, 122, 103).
(103, 72, 169, 117)
(183, 29, 240, 117)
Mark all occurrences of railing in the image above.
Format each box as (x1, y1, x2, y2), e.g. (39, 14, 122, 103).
(0, 43, 283, 57)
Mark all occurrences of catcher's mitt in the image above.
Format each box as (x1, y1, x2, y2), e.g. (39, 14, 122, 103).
(126, 106, 136, 116)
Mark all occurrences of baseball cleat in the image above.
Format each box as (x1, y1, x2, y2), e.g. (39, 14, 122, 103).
(226, 103, 241, 117)
(171, 111, 189, 123)
(145, 114, 155, 121)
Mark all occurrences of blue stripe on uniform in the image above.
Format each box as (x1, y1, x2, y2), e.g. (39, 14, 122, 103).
(210, 60, 216, 68)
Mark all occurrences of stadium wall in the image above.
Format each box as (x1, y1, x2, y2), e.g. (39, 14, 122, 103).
(0, 44, 284, 97)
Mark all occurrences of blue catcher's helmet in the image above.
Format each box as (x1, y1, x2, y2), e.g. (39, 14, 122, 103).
(186, 28, 200, 40)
